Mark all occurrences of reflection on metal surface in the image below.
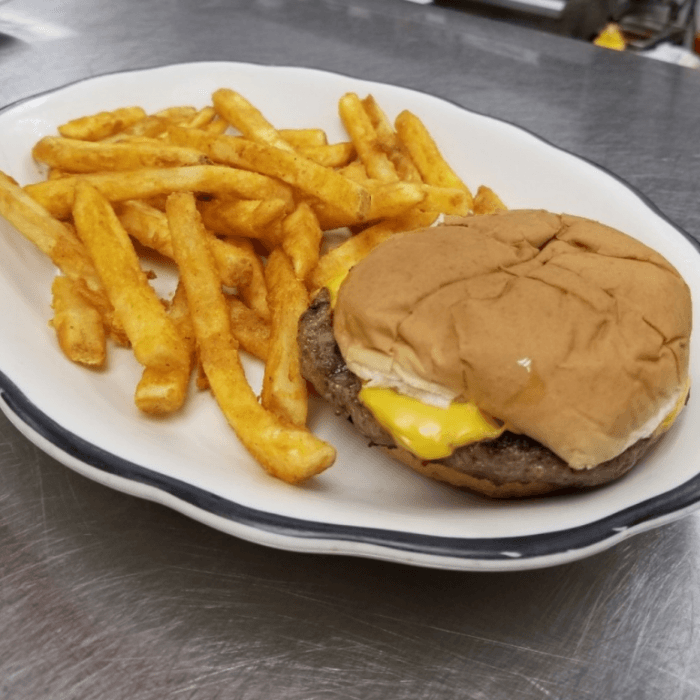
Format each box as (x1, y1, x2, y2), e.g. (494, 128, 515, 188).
(0, 7, 75, 42)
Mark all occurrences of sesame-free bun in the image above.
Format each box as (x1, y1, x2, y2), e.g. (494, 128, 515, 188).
(332, 209, 692, 472)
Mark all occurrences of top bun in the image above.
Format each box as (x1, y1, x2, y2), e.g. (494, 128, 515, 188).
(333, 209, 692, 469)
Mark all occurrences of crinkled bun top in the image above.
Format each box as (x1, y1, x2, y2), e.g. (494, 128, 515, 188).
(333, 209, 692, 469)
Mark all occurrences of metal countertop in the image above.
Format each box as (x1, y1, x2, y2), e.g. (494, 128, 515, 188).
(1, 1, 700, 698)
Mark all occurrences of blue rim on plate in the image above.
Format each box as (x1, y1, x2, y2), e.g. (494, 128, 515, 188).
(0, 61, 699, 572)
(2, 366, 699, 566)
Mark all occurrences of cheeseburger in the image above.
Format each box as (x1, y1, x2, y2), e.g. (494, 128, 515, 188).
(299, 209, 692, 497)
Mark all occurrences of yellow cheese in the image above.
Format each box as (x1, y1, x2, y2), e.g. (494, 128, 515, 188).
(360, 386, 505, 460)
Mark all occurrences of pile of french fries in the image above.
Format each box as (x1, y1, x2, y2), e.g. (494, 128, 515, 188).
(0, 87, 506, 484)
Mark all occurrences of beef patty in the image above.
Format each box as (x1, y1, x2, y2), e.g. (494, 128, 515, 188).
(298, 288, 660, 495)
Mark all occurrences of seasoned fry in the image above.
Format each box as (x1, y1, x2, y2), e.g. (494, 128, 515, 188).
(212, 88, 295, 152)
(278, 128, 327, 148)
(223, 236, 270, 321)
(25, 165, 295, 219)
(135, 282, 194, 415)
(50, 275, 106, 368)
(72, 181, 189, 372)
(207, 135, 371, 223)
(473, 185, 507, 215)
(228, 295, 270, 361)
(361, 95, 422, 183)
(101, 115, 171, 142)
(117, 199, 254, 288)
(58, 106, 147, 141)
(0, 170, 121, 337)
(339, 92, 398, 182)
(197, 197, 287, 247)
(32, 136, 209, 173)
(153, 105, 198, 124)
(297, 142, 356, 169)
(261, 248, 310, 426)
(395, 109, 474, 211)
(166, 191, 336, 483)
(310, 208, 438, 297)
(281, 202, 323, 282)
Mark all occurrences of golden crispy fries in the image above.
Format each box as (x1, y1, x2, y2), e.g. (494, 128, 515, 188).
(50, 275, 106, 368)
(197, 197, 287, 247)
(310, 208, 438, 296)
(25, 165, 294, 220)
(297, 142, 356, 169)
(72, 181, 189, 372)
(134, 282, 194, 415)
(473, 185, 507, 215)
(261, 249, 310, 426)
(339, 92, 398, 182)
(0, 170, 122, 337)
(212, 88, 296, 152)
(32, 136, 209, 173)
(58, 106, 147, 141)
(395, 109, 474, 211)
(362, 95, 422, 183)
(167, 191, 335, 483)
(207, 135, 371, 222)
(278, 128, 327, 148)
(0, 86, 493, 485)
(281, 202, 323, 282)
(228, 295, 270, 361)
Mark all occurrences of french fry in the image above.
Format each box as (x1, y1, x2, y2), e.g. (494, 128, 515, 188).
(58, 106, 147, 141)
(0, 170, 122, 339)
(25, 165, 295, 220)
(101, 115, 171, 142)
(166, 191, 336, 483)
(361, 95, 422, 183)
(32, 136, 209, 173)
(135, 282, 195, 415)
(278, 128, 327, 148)
(281, 202, 323, 282)
(297, 142, 356, 169)
(117, 199, 254, 289)
(212, 88, 295, 152)
(153, 105, 198, 124)
(228, 295, 270, 361)
(310, 208, 438, 296)
(395, 109, 474, 211)
(339, 92, 398, 183)
(197, 197, 287, 247)
(184, 106, 218, 130)
(261, 248, 310, 426)
(50, 275, 106, 368)
(223, 236, 270, 321)
(207, 135, 371, 223)
(473, 185, 507, 215)
(72, 181, 189, 373)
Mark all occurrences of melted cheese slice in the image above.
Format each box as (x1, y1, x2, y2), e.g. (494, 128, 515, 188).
(360, 386, 505, 460)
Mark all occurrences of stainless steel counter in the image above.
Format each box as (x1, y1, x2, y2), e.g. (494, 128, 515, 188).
(2, 1, 700, 697)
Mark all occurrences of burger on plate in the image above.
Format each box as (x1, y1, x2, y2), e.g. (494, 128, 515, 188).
(298, 209, 692, 497)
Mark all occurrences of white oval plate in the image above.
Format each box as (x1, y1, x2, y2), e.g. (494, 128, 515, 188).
(1, 61, 699, 572)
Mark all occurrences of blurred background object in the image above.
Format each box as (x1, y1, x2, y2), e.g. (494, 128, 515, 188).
(432, 0, 699, 63)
